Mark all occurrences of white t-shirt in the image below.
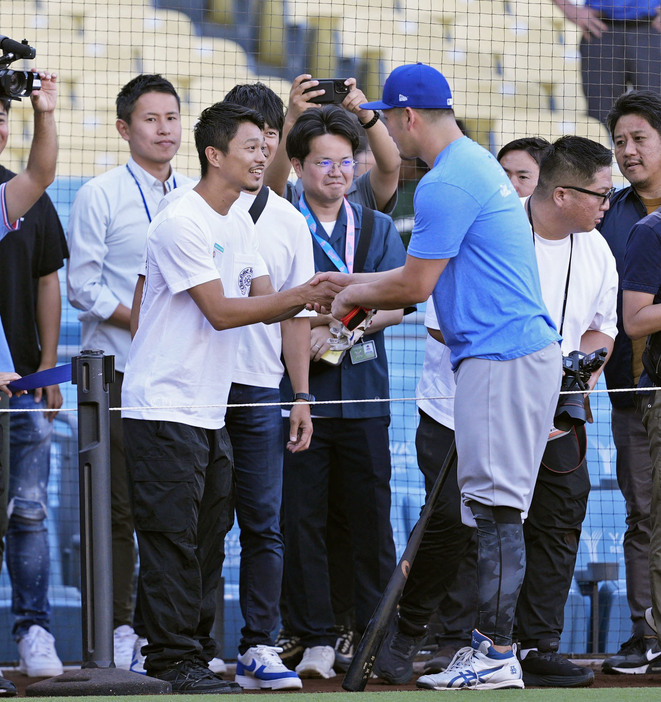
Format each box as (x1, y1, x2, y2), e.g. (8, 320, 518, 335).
(122, 189, 268, 429)
(533, 228, 618, 352)
(231, 190, 315, 388)
(416, 301, 456, 430)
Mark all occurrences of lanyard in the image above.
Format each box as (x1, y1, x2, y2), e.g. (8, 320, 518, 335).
(126, 164, 177, 223)
(299, 195, 356, 274)
(526, 197, 573, 336)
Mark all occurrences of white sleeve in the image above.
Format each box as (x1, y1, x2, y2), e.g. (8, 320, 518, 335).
(587, 250, 619, 340)
(66, 181, 121, 321)
(150, 215, 220, 295)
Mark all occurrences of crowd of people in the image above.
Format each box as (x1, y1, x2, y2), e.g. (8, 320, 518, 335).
(2, 51, 661, 695)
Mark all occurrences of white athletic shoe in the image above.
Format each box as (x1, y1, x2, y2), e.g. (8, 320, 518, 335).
(130, 636, 147, 675)
(416, 630, 524, 691)
(295, 645, 336, 679)
(208, 657, 227, 675)
(18, 625, 64, 677)
(235, 645, 302, 689)
(113, 625, 138, 670)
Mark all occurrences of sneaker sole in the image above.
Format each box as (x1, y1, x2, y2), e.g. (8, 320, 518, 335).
(417, 679, 525, 690)
(19, 665, 64, 677)
(522, 672, 594, 687)
(295, 667, 336, 679)
(605, 663, 655, 675)
(235, 674, 303, 690)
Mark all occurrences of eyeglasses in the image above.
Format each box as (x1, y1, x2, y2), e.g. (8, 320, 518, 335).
(310, 159, 357, 174)
(557, 185, 616, 203)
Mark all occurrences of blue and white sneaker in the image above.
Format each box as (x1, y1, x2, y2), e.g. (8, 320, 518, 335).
(416, 630, 524, 690)
(235, 645, 303, 690)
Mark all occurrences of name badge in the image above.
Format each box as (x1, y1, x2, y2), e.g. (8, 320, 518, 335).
(350, 340, 377, 364)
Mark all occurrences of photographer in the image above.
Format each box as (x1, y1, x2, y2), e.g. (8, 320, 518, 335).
(512, 136, 617, 687)
(0, 64, 58, 697)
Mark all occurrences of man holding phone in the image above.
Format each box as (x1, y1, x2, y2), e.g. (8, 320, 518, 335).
(265, 75, 401, 214)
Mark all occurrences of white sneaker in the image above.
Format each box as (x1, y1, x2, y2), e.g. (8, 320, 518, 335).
(18, 625, 64, 677)
(295, 645, 336, 679)
(236, 645, 302, 690)
(208, 657, 227, 675)
(130, 636, 147, 675)
(416, 630, 523, 690)
(113, 625, 138, 670)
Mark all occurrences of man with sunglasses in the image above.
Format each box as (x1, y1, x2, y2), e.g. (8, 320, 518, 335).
(279, 105, 406, 679)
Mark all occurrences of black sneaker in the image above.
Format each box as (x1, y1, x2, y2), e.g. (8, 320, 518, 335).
(154, 660, 242, 694)
(275, 628, 304, 667)
(0, 674, 16, 697)
(332, 626, 355, 673)
(373, 619, 425, 685)
(602, 635, 661, 674)
(521, 650, 594, 687)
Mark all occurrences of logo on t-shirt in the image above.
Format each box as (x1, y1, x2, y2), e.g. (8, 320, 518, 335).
(238, 267, 253, 295)
(499, 183, 514, 198)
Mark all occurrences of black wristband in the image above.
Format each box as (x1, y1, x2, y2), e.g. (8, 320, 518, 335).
(293, 392, 315, 403)
(360, 110, 380, 130)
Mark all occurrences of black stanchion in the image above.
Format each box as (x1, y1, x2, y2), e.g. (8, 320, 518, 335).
(26, 350, 170, 696)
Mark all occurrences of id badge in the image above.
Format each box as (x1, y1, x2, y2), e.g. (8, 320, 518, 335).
(350, 340, 377, 364)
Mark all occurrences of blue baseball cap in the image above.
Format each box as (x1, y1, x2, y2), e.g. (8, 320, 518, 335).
(361, 63, 453, 111)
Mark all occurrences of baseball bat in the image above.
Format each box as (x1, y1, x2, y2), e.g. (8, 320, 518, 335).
(342, 439, 458, 691)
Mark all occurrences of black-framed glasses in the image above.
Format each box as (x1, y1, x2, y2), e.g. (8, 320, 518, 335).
(311, 159, 357, 174)
(557, 185, 616, 203)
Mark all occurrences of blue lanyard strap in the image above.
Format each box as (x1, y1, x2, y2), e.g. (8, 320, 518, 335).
(126, 164, 178, 223)
(299, 195, 355, 274)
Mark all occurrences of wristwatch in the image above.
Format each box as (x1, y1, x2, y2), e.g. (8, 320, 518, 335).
(293, 392, 315, 403)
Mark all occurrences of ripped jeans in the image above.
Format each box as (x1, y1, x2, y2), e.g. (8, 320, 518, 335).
(6, 393, 54, 640)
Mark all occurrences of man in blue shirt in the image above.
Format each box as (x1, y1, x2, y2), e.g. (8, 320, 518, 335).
(552, 0, 661, 123)
(323, 63, 562, 690)
(597, 89, 661, 673)
(280, 105, 406, 680)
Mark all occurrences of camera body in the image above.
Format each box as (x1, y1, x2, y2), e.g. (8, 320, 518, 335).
(554, 347, 608, 432)
(0, 36, 40, 101)
(303, 79, 350, 105)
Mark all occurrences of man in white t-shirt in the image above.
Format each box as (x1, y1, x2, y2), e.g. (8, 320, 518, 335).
(220, 83, 314, 691)
(511, 136, 617, 688)
(67, 75, 193, 669)
(121, 102, 340, 694)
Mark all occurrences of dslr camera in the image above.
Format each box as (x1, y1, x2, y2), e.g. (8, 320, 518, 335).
(554, 347, 608, 432)
(0, 35, 40, 101)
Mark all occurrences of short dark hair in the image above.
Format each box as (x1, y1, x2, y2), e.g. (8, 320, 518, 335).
(606, 90, 661, 140)
(497, 136, 551, 166)
(536, 135, 612, 197)
(194, 102, 264, 177)
(286, 105, 360, 163)
(0, 98, 10, 114)
(223, 82, 284, 137)
(116, 74, 180, 124)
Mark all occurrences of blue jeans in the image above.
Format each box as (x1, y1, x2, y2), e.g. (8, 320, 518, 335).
(225, 383, 284, 654)
(7, 393, 54, 639)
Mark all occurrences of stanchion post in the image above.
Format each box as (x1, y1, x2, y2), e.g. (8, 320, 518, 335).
(72, 349, 115, 668)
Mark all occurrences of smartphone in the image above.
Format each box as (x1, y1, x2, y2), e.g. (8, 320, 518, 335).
(303, 79, 350, 104)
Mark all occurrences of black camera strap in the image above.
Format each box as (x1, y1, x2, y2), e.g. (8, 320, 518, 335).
(249, 185, 269, 224)
(526, 197, 573, 336)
